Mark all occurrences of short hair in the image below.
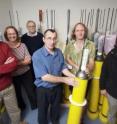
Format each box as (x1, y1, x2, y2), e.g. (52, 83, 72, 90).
(26, 20, 36, 27)
(4, 26, 20, 41)
(71, 22, 88, 40)
(43, 29, 57, 38)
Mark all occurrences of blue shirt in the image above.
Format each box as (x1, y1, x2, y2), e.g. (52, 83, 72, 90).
(32, 46, 67, 88)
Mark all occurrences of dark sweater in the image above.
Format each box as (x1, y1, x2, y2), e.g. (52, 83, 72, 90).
(100, 46, 117, 99)
(0, 42, 17, 91)
(21, 32, 44, 56)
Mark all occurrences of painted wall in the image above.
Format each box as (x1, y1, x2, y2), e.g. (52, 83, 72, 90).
(0, 0, 14, 40)
(11, 0, 117, 42)
(1, 0, 117, 42)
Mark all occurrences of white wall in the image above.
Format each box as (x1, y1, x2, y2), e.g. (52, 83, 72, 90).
(0, 0, 14, 38)
(1, 0, 117, 42)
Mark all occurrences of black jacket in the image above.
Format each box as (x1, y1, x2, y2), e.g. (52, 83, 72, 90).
(100, 46, 117, 99)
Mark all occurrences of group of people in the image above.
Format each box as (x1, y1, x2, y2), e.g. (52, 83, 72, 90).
(0, 20, 117, 124)
(0, 20, 44, 124)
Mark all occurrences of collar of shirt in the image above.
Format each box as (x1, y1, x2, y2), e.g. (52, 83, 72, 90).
(42, 46, 58, 57)
(72, 38, 89, 48)
(27, 32, 37, 37)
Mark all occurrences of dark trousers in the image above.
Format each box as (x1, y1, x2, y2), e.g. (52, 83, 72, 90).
(13, 70, 37, 111)
(30, 63, 36, 81)
(36, 85, 62, 124)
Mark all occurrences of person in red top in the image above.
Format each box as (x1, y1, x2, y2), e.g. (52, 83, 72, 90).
(0, 42, 26, 124)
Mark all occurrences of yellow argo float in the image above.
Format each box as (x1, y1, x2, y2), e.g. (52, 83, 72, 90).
(87, 59, 103, 120)
(98, 94, 104, 111)
(99, 96, 109, 123)
(67, 48, 89, 124)
(67, 77, 88, 124)
(63, 65, 73, 105)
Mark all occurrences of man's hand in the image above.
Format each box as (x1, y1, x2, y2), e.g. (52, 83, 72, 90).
(85, 67, 90, 74)
(101, 89, 107, 96)
(64, 77, 78, 87)
(4, 57, 15, 64)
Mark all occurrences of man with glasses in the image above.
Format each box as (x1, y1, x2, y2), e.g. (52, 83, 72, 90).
(32, 29, 78, 124)
(21, 20, 44, 80)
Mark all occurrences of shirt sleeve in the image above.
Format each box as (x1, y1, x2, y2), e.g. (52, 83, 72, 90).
(59, 49, 68, 71)
(23, 43, 31, 59)
(32, 53, 48, 78)
(0, 44, 17, 74)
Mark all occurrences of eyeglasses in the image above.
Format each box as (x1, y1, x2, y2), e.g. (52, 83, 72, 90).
(7, 33, 17, 36)
(27, 25, 36, 28)
(45, 37, 56, 41)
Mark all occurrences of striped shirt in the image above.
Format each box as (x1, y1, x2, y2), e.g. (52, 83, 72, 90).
(11, 43, 31, 76)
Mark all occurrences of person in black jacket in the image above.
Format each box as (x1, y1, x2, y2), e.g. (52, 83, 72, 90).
(100, 39, 117, 124)
(21, 20, 44, 80)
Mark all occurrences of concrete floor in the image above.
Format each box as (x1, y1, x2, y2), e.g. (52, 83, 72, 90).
(23, 102, 104, 124)
(0, 88, 107, 124)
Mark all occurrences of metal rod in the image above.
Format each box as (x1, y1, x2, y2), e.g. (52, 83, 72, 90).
(82, 9, 84, 23)
(80, 9, 83, 22)
(46, 9, 49, 29)
(90, 9, 92, 28)
(91, 9, 94, 28)
(99, 9, 102, 32)
(53, 9, 55, 29)
(109, 8, 114, 33)
(113, 8, 117, 32)
(103, 8, 110, 52)
(51, 9, 53, 29)
(39, 9, 43, 33)
(9, 10, 12, 25)
(16, 10, 20, 29)
(95, 8, 100, 32)
(87, 12, 90, 28)
(102, 9, 106, 33)
(84, 9, 87, 24)
(66, 9, 70, 45)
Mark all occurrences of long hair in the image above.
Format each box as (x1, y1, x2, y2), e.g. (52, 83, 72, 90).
(71, 22, 88, 40)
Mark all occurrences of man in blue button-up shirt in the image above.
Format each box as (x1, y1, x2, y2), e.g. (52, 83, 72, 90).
(32, 29, 77, 124)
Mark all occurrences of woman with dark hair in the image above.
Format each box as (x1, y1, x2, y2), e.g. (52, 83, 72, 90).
(64, 22, 95, 75)
(100, 38, 117, 124)
(4, 26, 37, 111)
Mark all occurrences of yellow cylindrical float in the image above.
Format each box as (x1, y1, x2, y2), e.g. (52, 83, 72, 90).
(67, 77, 88, 124)
(99, 96, 109, 123)
(87, 61, 103, 120)
(98, 94, 104, 111)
